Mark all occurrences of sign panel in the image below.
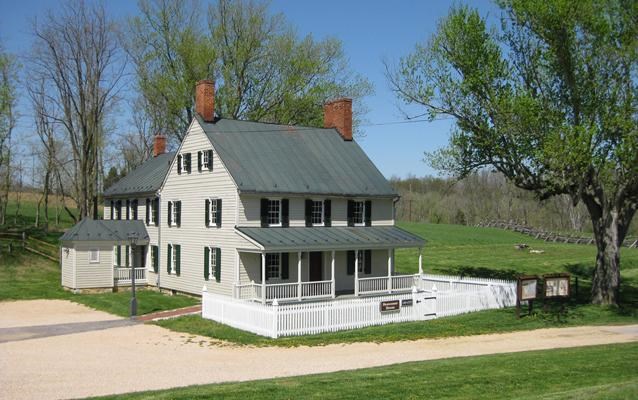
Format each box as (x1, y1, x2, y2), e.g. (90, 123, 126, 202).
(380, 300, 400, 313)
(520, 279, 537, 300)
(401, 299, 413, 307)
(544, 274, 570, 298)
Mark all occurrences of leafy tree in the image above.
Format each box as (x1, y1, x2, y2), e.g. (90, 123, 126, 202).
(0, 42, 18, 225)
(388, 0, 637, 305)
(125, 0, 371, 143)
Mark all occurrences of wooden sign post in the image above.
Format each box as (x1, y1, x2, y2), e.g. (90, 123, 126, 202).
(516, 275, 539, 318)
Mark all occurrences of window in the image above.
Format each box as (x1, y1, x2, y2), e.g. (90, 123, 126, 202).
(357, 250, 365, 274)
(204, 246, 220, 282)
(150, 245, 159, 273)
(311, 200, 324, 225)
(206, 198, 221, 227)
(115, 200, 122, 220)
(266, 253, 281, 279)
(352, 201, 364, 225)
(203, 150, 210, 170)
(131, 200, 138, 220)
(167, 244, 180, 275)
(148, 199, 157, 225)
(168, 200, 181, 227)
(267, 199, 281, 226)
(89, 249, 99, 263)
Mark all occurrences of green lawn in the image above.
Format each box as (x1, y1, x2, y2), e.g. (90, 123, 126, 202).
(0, 247, 198, 317)
(93, 342, 638, 399)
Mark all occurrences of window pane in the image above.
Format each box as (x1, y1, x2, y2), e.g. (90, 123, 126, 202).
(266, 253, 280, 279)
(353, 201, 364, 224)
(311, 200, 323, 224)
(267, 200, 280, 225)
(210, 200, 217, 224)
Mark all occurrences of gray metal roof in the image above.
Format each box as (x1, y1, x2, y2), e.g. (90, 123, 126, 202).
(59, 219, 149, 243)
(199, 116, 398, 197)
(103, 152, 175, 198)
(236, 226, 425, 252)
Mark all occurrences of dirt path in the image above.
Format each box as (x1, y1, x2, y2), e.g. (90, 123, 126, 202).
(1, 300, 637, 400)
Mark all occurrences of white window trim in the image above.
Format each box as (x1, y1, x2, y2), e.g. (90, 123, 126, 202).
(203, 150, 211, 170)
(311, 199, 325, 227)
(353, 200, 365, 227)
(267, 198, 282, 227)
(208, 197, 218, 227)
(266, 253, 281, 280)
(89, 248, 100, 264)
(149, 200, 156, 225)
(170, 244, 177, 274)
(169, 200, 180, 227)
(208, 246, 217, 280)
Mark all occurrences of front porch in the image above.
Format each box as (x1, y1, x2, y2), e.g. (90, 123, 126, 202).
(234, 225, 425, 304)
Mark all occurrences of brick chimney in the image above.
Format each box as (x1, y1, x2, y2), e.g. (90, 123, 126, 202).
(195, 80, 215, 122)
(323, 98, 353, 141)
(153, 134, 167, 157)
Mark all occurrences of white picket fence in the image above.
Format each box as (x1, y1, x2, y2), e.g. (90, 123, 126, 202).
(202, 274, 518, 338)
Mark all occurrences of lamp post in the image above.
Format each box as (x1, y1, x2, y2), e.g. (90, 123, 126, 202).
(128, 232, 139, 318)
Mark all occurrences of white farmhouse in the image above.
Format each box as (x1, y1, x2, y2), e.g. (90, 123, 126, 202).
(60, 80, 426, 315)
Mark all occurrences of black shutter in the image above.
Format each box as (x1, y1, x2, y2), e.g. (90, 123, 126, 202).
(365, 200, 372, 226)
(215, 248, 221, 282)
(281, 253, 289, 280)
(145, 199, 150, 224)
(364, 250, 372, 274)
(152, 246, 158, 273)
(324, 200, 331, 227)
(205, 199, 210, 227)
(168, 201, 173, 226)
(347, 250, 355, 275)
(176, 201, 181, 226)
(197, 151, 202, 172)
(282, 199, 289, 227)
(185, 153, 191, 173)
(216, 199, 222, 227)
(305, 199, 313, 227)
(177, 154, 182, 174)
(204, 246, 210, 280)
(167, 244, 172, 273)
(125, 245, 130, 267)
(260, 198, 268, 227)
(116, 246, 121, 267)
(132, 200, 138, 220)
(347, 200, 354, 226)
(153, 198, 159, 226)
(110, 201, 114, 220)
(207, 150, 213, 170)
(175, 245, 181, 275)
(116, 200, 122, 220)
(126, 200, 130, 220)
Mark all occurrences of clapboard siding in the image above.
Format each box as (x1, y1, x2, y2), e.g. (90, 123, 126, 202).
(61, 246, 75, 288)
(160, 120, 257, 296)
(74, 242, 114, 289)
(238, 196, 394, 227)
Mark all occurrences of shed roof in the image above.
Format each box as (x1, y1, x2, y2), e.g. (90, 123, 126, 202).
(236, 226, 425, 252)
(199, 116, 397, 197)
(103, 152, 175, 198)
(59, 219, 149, 243)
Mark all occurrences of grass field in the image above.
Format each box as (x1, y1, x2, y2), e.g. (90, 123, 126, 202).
(92, 342, 638, 399)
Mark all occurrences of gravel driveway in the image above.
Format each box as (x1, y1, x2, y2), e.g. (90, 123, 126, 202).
(1, 299, 637, 400)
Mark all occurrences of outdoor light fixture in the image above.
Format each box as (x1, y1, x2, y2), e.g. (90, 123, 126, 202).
(128, 231, 139, 318)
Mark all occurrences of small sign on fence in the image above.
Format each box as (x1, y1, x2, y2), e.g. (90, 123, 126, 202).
(401, 299, 413, 307)
(380, 300, 401, 313)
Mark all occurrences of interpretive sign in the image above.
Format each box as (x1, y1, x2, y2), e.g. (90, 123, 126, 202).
(380, 300, 400, 313)
(544, 273, 570, 298)
(516, 275, 539, 318)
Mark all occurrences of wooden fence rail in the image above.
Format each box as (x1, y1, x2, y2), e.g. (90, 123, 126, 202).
(476, 220, 638, 249)
(0, 231, 59, 261)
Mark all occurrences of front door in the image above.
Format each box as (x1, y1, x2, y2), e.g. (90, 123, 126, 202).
(309, 252, 322, 281)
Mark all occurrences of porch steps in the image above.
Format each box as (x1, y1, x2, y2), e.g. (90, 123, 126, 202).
(136, 305, 201, 322)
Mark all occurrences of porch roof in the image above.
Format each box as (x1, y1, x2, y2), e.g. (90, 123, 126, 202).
(236, 226, 425, 252)
(59, 219, 150, 244)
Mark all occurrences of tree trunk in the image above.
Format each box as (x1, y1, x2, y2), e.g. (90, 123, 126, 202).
(590, 218, 621, 305)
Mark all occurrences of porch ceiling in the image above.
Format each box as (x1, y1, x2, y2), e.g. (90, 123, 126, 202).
(236, 226, 425, 252)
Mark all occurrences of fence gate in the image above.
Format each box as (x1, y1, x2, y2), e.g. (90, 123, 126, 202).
(414, 291, 437, 320)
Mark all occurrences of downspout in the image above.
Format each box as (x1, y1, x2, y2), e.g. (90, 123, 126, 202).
(156, 190, 162, 293)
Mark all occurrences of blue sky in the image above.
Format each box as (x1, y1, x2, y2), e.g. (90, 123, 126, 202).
(0, 0, 500, 179)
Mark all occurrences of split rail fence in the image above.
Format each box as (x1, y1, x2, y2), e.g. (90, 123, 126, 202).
(202, 274, 517, 338)
(477, 220, 638, 248)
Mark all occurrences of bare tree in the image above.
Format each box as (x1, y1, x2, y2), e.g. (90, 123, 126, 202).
(30, 0, 125, 220)
(0, 42, 17, 226)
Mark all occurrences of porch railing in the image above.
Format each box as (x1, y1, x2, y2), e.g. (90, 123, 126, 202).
(113, 266, 147, 284)
(358, 274, 420, 295)
(235, 280, 333, 302)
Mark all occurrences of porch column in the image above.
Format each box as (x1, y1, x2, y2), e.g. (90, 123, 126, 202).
(261, 252, 266, 304)
(354, 250, 359, 296)
(331, 250, 335, 298)
(418, 247, 423, 275)
(234, 251, 240, 299)
(387, 248, 392, 293)
(297, 251, 302, 301)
